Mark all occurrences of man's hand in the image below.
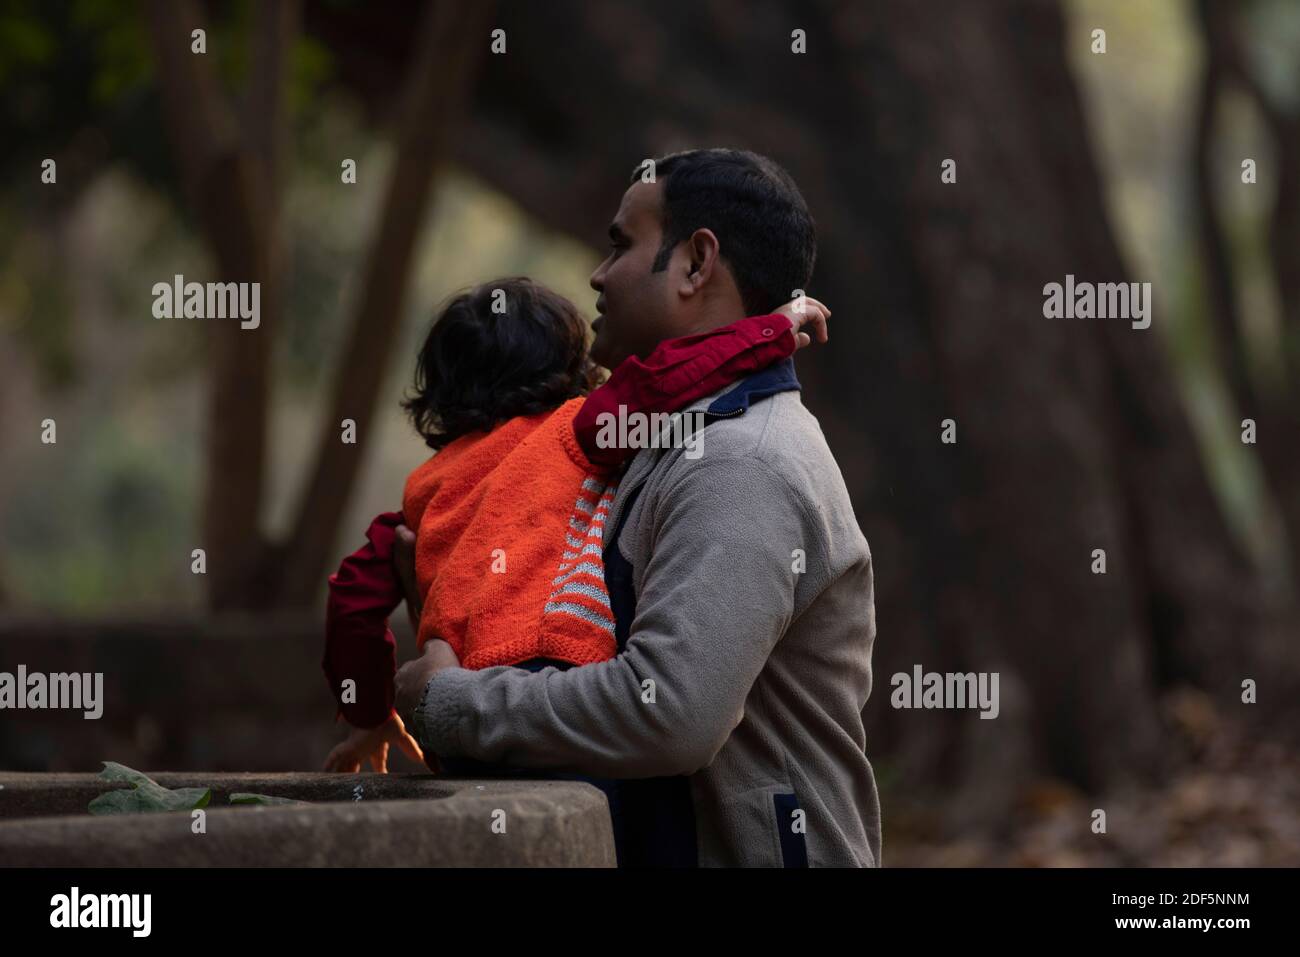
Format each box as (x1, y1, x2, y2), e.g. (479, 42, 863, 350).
(774, 295, 831, 349)
(394, 638, 461, 722)
(394, 524, 422, 633)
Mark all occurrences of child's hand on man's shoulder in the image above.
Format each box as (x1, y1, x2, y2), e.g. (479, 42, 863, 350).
(774, 295, 831, 349)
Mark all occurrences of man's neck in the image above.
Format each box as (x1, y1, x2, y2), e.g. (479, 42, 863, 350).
(676, 303, 748, 338)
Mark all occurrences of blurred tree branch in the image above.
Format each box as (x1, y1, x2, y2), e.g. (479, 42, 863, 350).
(1193, 0, 1300, 581)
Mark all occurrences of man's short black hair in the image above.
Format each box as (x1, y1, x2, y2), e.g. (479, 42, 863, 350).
(631, 149, 816, 316)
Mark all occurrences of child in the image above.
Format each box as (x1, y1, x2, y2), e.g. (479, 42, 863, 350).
(322, 277, 829, 772)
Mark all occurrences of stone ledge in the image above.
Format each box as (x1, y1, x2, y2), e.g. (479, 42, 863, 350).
(0, 772, 616, 867)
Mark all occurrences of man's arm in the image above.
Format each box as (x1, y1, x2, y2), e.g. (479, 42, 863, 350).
(405, 456, 819, 779)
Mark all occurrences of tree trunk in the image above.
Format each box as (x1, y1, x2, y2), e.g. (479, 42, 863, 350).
(146, 0, 281, 611)
(148, 1, 493, 610)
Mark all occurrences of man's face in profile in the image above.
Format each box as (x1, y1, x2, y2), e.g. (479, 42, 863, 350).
(588, 180, 676, 370)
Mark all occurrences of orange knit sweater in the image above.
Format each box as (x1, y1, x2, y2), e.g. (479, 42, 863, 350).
(402, 397, 617, 670)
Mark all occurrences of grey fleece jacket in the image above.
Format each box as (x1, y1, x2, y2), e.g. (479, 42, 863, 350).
(410, 368, 882, 867)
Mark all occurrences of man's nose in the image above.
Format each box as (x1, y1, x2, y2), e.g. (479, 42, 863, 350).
(589, 262, 605, 291)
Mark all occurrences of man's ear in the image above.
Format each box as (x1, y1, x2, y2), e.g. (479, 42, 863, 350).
(678, 228, 721, 298)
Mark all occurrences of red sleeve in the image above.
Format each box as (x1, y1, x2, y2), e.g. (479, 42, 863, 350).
(322, 511, 405, 729)
(574, 313, 796, 467)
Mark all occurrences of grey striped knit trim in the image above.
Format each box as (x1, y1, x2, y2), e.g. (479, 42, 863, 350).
(543, 600, 616, 633)
(551, 580, 613, 607)
(569, 515, 606, 535)
(552, 560, 605, 586)
(561, 542, 604, 562)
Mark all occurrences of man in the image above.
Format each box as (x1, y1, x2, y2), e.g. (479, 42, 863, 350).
(395, 148, 881, 867)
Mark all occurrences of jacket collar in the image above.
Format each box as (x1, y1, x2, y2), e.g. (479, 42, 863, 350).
(614, 357, 802, 492)
(703, 357, 801, 419)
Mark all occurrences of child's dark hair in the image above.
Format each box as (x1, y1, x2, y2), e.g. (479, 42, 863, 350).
(402, 278, 601, 450)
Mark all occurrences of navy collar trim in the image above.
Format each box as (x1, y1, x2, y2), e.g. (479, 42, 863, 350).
(705, 357, 801, 418)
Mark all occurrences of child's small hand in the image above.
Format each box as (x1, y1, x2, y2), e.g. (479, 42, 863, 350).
(774, 295, 831, 349)
(323, 711, 425, 773)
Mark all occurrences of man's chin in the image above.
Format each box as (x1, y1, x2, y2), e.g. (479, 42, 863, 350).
(589, 329, 618, 371)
